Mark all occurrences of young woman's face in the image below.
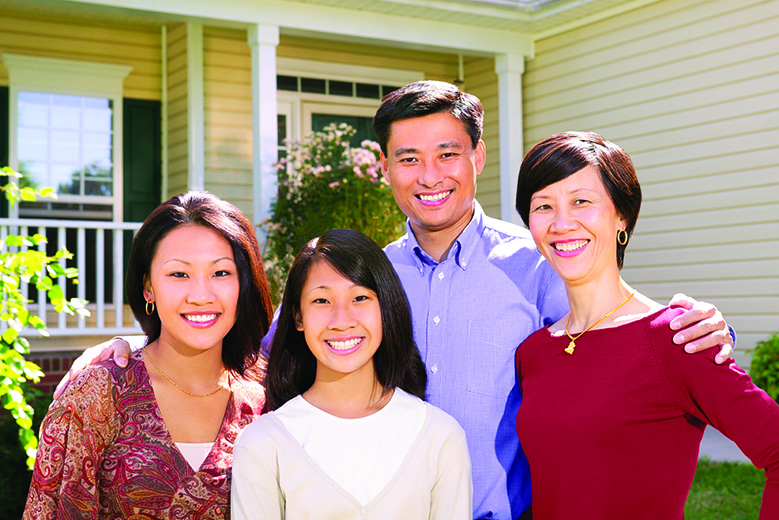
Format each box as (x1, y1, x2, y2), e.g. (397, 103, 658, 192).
(528, 165, 625, 288)
(296, 260, 383, 383)
(144, 224, 240, 354)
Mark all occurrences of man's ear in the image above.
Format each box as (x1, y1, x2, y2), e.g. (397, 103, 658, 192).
(474, 140, 486, 176)
(379, 152, 391, 184)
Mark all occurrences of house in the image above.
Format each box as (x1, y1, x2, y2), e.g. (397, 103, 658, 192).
(0, 0, 776, 392)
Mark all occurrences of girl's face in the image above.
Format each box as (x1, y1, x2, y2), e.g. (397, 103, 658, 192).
(144, 224, 240, 354)
(295, 260, 383, 383)
(528, 165, 624, 288)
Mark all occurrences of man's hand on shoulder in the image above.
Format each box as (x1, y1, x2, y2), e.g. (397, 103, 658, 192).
(668, 293, 734, 364)
(53, 337, 136, 400)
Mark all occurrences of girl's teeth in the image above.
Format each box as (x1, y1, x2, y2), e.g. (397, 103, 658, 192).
(326, 338, 361, 350)
(185, 314, 217, 323)
(419, 191, 451, 202)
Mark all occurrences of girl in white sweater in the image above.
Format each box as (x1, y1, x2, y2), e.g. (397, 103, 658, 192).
(232, 229, 472, 519)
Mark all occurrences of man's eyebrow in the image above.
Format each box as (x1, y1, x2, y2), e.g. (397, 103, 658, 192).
(393, 147, 419, 156)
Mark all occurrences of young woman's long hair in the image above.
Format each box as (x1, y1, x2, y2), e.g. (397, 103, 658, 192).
(126, 191, 273, 375)
(264, 229, 427, 411)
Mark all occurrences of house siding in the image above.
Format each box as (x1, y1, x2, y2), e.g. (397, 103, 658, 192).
(523, 0, 779, 363)
(0, 7, 161, 99)
(166, 23, 189, 198)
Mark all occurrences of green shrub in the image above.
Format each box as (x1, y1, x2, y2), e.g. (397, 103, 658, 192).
(749, 333, 779, 402)
(0, 394, 52, 516)
(263, 124, 406, 304)
(0, 167, 88, 469)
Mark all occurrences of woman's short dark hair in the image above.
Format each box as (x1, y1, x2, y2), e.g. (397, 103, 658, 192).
(515, 131, 642, 269)
(264, 228, 427, 411)
(372, 80, 483, 155)
(126, 191, 273, 375)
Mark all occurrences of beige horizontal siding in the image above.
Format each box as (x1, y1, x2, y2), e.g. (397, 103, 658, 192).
(0, 7, 161, 100)
(166, 23, 188, 200)
(465, 56, 501, 218)
(523, 0, 779, 361)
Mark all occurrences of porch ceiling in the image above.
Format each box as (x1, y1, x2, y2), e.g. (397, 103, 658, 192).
(1, 0, 652, 42)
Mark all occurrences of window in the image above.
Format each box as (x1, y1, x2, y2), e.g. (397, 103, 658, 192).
(1, 54, 131, 220)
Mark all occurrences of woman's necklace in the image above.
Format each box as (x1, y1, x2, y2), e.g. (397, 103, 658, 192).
(564, 292, 635, 355)
(143, 348, 225, 398)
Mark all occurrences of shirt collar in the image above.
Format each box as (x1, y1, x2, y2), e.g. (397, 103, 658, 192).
(406, 200, 486, 272)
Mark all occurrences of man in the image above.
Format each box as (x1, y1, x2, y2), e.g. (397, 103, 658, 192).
(60, 81, 733, 520)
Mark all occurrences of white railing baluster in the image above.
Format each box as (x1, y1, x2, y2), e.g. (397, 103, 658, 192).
(96, 229, 105, 329)
(58, 226, 66, 330)
(77, 227, 86, 330)
(114, 229, 123, 328)
(37, 226, 46, 328)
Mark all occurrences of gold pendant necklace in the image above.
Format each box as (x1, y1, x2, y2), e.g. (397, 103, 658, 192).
(143, 348, 225, 398)
(564, 292, 635, 355)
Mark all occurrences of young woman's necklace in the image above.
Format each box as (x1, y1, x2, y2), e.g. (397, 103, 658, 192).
(564, 292, 635, 355)
(143, 348, 225, 398)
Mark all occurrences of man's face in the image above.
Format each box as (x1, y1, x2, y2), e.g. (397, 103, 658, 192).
(380, 112, 485, 237)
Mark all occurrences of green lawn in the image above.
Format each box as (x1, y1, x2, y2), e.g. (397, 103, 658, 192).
(686, 459, 764, 519)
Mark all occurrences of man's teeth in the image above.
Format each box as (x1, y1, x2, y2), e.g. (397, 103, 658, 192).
(185, 314, 217, 323)
(555, 240, 588, 252)
(326, 338, 362, 350)
(418, 191, 451, 202)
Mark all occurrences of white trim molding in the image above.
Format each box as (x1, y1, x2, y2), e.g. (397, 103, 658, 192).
(495, 53, 525, 225)
(277, 58, 424, 86)
(248, 23, 280, 242)
(186, 23, 205, 191)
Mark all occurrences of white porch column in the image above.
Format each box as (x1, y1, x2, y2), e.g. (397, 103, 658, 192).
(495, 54, 525, 225)
(187, 23, 205, 190)
(247, 24, 279, 243)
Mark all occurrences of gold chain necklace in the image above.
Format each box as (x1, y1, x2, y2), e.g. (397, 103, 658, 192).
(564, 292, 635, 355)
(143, 348, 225, 398)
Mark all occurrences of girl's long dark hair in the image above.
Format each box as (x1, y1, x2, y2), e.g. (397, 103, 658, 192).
(264, 229, 426, 411)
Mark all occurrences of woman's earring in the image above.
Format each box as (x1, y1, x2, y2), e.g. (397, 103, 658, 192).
(145, 300, 155, 315)
(617, 229, 628, 246)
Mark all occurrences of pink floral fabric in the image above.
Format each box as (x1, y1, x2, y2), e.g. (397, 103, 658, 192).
(24, 350, 264, 519)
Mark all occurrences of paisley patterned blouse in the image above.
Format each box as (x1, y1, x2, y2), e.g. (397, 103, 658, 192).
(24, 350, 265, 519)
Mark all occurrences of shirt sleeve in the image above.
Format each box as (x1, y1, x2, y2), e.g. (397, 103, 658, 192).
(23, 366, 118, 520)
(536, 261, 569, 328)
(231, 424, 285, 520)
(429, 416, 473, 520)
(651, 314, 779, 519)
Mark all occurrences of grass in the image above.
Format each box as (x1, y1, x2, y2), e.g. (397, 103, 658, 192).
(686, 458, 765, 519)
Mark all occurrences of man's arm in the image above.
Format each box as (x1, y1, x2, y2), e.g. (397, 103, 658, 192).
(52, 336, 144, 399)
(667, 293, 734, 365)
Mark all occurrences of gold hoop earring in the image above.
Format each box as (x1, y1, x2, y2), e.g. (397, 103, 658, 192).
(617, 230, 628, 246)
(145, 300, 155, 315)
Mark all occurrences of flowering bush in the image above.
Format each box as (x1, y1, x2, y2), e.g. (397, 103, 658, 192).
(263, 123, 406, 304)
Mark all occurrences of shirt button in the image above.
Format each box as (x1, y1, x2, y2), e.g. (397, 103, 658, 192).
(437, 272, 445, 280)
(430, 364, 438, 374)
(433, 316, 440, 324)
(360, 508, 366, 515)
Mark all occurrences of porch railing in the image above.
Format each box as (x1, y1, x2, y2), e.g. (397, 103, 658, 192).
(0, 218, 144, 337)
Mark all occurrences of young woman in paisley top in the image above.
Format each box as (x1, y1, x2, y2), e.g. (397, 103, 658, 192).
(24, 191, 273, 519)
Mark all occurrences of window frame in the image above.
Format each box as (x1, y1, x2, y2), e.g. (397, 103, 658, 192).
(1, 54, 132, 221)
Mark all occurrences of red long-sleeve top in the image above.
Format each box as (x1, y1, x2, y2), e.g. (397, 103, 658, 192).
(516, 306, 779, 519)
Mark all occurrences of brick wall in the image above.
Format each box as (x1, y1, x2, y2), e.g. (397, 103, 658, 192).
(26, 352, 83, 397)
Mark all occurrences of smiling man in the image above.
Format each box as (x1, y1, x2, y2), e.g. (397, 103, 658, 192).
(372, 81, 734, 520)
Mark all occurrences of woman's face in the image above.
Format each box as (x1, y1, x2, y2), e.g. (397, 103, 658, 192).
(295, 260, 383, 383)
(144, 224, 240, 354)
(528, 165, 625, 288)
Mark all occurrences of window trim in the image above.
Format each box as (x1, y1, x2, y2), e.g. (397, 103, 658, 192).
(1, 54, 132, 221)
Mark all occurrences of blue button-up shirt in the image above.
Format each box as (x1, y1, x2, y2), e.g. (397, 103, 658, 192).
(384, 201, 568, 519)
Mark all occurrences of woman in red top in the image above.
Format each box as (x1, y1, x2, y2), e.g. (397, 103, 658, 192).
(513, 132, 779, 519)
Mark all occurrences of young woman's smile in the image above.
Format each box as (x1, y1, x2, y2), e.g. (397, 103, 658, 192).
(144, 224, 240, 354)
